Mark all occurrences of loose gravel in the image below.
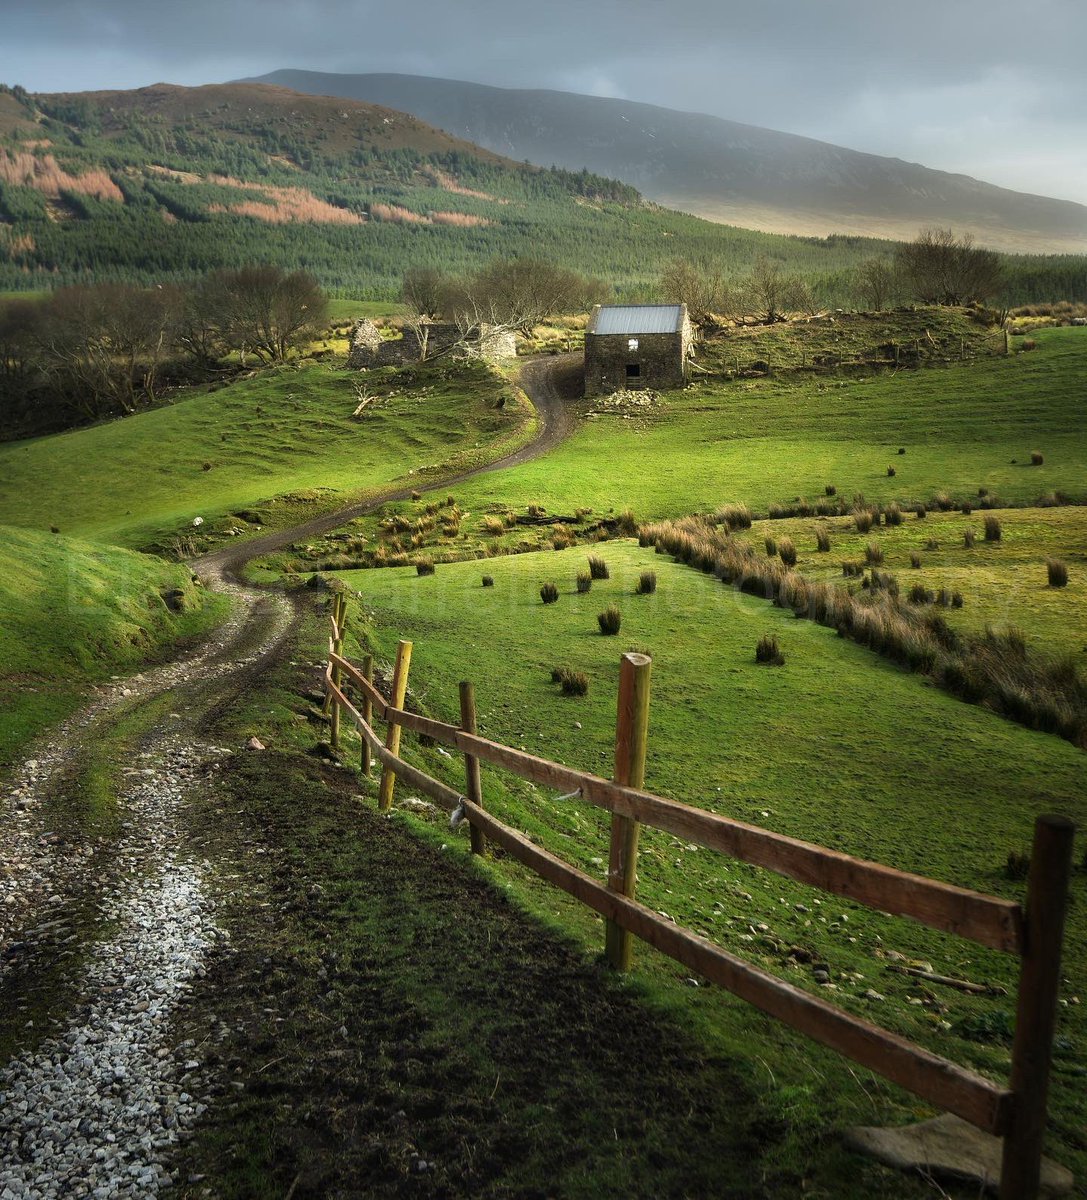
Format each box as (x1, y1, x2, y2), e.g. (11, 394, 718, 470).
(0, 575, 292, 1198)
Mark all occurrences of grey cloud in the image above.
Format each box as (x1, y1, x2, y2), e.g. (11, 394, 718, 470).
(1, 0, 1083, 202)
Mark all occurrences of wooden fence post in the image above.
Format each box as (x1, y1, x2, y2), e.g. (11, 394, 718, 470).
(378, 639, 413, 812)
(1000, 815, 1075, 1200)
(360, 653, 374, 777)
(459, 681, 487, 856)
(605, 651, 652, 971)
(330, 594, 347, 752)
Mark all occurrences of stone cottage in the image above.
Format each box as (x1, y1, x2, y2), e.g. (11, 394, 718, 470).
(583, 304, 692, 396)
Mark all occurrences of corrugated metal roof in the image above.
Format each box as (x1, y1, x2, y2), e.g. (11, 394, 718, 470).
(588, 305, 684, 336)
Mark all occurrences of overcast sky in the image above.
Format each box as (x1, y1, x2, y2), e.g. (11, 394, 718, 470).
(3, 0, 1084, 204)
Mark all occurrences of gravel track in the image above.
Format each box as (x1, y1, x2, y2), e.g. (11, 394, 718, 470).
(0, 355, 575, 1196)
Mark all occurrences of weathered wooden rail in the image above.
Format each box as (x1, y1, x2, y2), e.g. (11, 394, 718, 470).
(323, 603, 1073, 1199)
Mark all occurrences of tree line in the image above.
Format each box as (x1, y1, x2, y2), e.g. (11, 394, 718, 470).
(660, 229, 1009, 326)
(0, 266, 326, 437)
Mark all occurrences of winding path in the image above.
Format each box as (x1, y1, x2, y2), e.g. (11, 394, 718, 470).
(0, 353, 580, 1198)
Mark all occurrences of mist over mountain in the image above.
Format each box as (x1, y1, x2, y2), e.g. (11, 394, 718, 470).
(246, 70, 1087, 255)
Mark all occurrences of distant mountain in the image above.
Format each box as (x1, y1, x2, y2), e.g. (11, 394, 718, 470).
(246, 71, 1087, 255)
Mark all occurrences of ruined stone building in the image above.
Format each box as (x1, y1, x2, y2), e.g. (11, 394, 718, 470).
(347, 319, 515, 368)
(583, 304, 692, 396)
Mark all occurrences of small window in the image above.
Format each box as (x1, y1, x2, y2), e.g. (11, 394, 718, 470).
(626, 363, 640, 378)
(628, 338, 639, 351)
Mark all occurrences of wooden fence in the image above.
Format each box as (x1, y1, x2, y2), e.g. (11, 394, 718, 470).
(322, 595, 1074, 1199)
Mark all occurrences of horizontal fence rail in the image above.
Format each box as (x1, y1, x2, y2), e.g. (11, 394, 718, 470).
(332, 649, 1024, 954)
(323, 611, 1074, 1200)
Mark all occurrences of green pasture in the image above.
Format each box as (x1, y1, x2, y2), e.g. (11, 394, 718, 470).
(443, 326, 1087, 521)
(331, 541, 1086, 1182)
(0, 360, 535, 550)
(0, 526, 228, 767)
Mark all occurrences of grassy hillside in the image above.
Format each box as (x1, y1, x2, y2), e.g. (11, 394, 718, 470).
(0, 526, 228, 766)
(270, 323, 1087, 579)
(0, 358, 535, 550)
(324, 541, 1085, 1186)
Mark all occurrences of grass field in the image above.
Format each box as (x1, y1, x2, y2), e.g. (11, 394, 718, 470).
(326, 541, 1087, 1184)
(293, 326, 1087, 580)
(454, 325, 1087, 517)
(0, 359, 535, 551)
(0, 526, 228, 767)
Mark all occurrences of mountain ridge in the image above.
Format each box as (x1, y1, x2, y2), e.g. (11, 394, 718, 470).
(243, 70, 1087, 254)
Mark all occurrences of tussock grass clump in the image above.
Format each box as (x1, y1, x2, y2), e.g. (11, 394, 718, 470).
(555, 667, 589, 697)
(963, 529, 976, 549)
(540, 582, 559, 604)
(866, 570, 899, 597)
(597, 605, 622, 635)
(864, 542, 884, 566)
(576, 571, 592, 594)
(755, 635, 785, 666)
(961, 502, 973, 516)
(616, 508, 638, 536)
(764, 536, 778, 557)
(777, 537, 798, 567)
(481, 515, 505, 536)
(410, 489, 421, 501)
(886, 466, 896, 477)
(815, 527, 831, 553)
(884, 503, 904, 527)
(909, 552, 922, 569)
(842, 560, 863, 578)
(909, 584, 935, 605)
(636, 570, 657, 595)
(1030, 451, 1044, 465)
(715, 503, 753, 531)
(587, 554, 609, 580)
(853, 509, 874, 534)
(415, 559, 435, 576)
(983, 515, 1002, 542)
(1047, 558, 1069, 588)
(825, 485, 837, 497)
(481, 575, 494, 587)
(915, 504, 927, 519)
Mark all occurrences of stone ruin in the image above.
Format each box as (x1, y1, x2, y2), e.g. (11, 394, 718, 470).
(346, 319, 516, 369)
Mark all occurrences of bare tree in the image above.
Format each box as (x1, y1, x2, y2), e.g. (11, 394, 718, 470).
(214, 267, 328, 363)
(743, 254, 809, 323)
(450, 258, 606, 338)
(658, 259, 739, 327)
(401, 267, 446, 321)
(895, 228, 1003, 305)
(855, 257, 897, 310)
(34, 284, 173, 416)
